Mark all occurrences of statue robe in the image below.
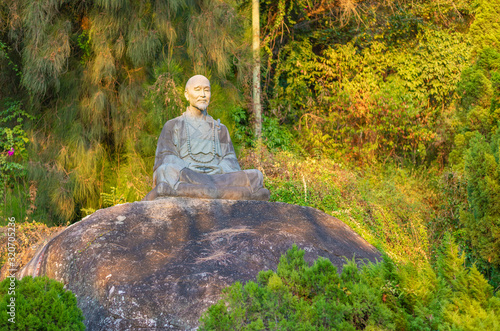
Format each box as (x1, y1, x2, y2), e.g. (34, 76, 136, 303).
(151, 111, 267, 199)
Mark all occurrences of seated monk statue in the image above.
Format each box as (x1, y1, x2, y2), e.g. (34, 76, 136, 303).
(143, 75, 270, 201)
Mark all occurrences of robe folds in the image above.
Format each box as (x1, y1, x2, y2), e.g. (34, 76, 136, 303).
(152, 112, 265, 197)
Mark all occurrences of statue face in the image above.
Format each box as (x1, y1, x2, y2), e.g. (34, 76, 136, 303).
(184, 76, 211, 112)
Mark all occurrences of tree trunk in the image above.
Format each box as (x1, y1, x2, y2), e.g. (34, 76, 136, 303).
(252, 0, 262, 143)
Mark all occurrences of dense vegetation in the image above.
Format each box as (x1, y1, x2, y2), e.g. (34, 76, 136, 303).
(1, 0, 499, 327)
(1, 0, 250, 221)
(200, 244, 500, 330)
(0, 276, 85, 330)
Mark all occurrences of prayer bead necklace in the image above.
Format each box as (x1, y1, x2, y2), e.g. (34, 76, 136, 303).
(183, 113, 217, 164)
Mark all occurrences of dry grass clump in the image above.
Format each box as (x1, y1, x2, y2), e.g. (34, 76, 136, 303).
(0, 221, 65, 280)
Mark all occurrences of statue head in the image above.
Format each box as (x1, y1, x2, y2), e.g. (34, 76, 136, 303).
(184, 75, 211, 112)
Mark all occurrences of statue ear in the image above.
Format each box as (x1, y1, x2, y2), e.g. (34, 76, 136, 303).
(184, 90, 189, 101)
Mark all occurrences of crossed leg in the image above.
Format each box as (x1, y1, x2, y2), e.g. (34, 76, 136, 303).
(143, 168, 270, 201)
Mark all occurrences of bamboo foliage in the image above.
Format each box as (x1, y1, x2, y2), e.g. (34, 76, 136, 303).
(94, 0, 130, 11)
(22, 1, 72, 96)
(126, 22, 161, 67)
(1, 0, 248, 223)
(186, 0, 242, 75)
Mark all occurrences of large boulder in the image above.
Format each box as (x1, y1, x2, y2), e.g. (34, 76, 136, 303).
(20, 198, 380, 330)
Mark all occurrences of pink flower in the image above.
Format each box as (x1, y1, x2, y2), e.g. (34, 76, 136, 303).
(7, 148, 14, 156)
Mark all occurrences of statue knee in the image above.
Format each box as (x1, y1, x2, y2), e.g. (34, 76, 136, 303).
(156, 182, 177, 196)
(243, 169, 265, 189)
(155, 164, 181, 184)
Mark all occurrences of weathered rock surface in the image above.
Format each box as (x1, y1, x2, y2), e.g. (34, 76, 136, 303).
(20, 198, 380, 330)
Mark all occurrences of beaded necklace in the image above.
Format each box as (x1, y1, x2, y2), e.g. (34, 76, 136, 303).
(183, 112, 217, 164)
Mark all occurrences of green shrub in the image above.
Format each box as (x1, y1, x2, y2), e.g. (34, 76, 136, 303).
(462, 131, 500, 268)
(270, 27, 470, 164)
(200, 245, 394, 330)
(0, 100, 32, 213)
(200, 243, 500, 330)
(450, 0, 500, 164)
(447, 0, 500, 287)
(230, 107, 295, 153)
(0, 276, 85, 330)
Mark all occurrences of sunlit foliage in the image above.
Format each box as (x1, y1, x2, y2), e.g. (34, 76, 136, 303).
(1, 0, 499, 325)
(0, 0, 249, 224)
(447, 0, 500, 284)
(200, 242, 500, 330)
(254, 0, 473, 165)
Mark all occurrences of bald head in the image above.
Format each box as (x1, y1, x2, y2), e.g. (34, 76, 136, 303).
(185, 75, 210, 91)
(184, 75, 211, 112)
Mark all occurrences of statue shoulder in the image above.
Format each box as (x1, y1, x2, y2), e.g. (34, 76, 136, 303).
(218, 121, 229, 132)
(216, 122, 233, 143)
(158, 116, 184, 142)
(162, 116, 183, 131)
